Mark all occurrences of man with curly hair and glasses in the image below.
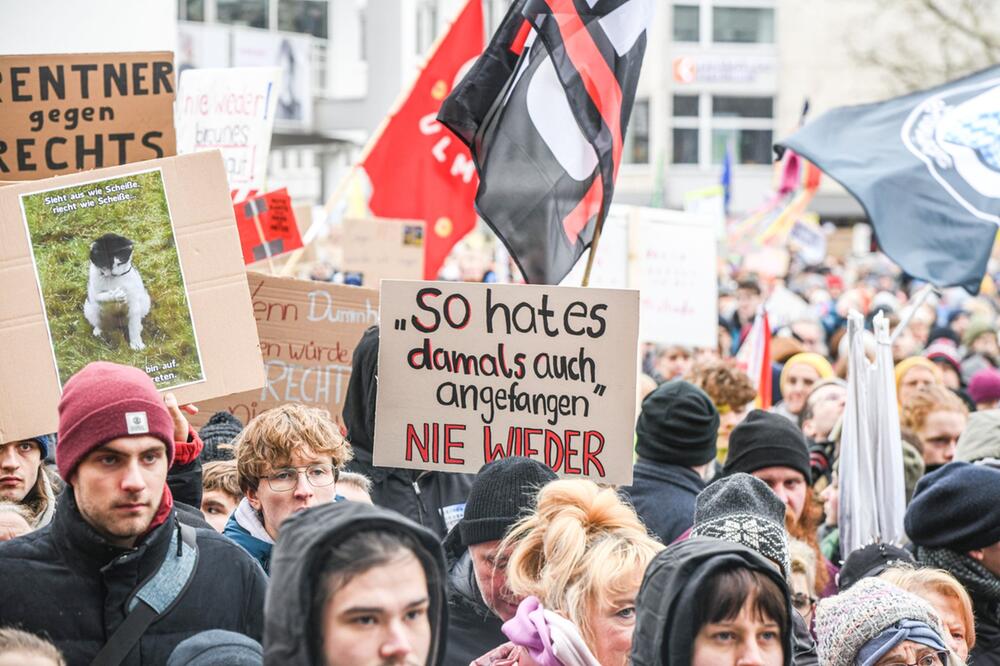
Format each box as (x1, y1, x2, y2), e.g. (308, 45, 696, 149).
(226, 404, 353, 574)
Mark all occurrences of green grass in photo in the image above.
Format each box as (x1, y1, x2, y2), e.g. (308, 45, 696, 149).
(20, 170, 204, 389)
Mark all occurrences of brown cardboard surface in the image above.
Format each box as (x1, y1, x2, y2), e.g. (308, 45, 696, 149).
(0, 151, 264, 443)
(189, 273, 379, 430)
(374, 280, 639, 484)
(342, 218, 425, 286)
(0, 52, 177, 181)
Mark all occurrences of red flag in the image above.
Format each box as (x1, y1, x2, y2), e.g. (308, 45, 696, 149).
(360, 0, 484, 280)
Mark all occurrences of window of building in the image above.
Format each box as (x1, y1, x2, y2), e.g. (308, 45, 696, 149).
(416, 0, 439, 55)
(672, 5, 700, 42)
(712, 7, 774, 43)
(673, 128, 699, 164)
(279, 0, 328, 38)
(178, 0, 204, 21)
(673, 94, 699, 117)
(625, 99, 650, 164)
(217, 0, 267, 28)
(711, 128, 773, 164)
(712, 96, 773, 118)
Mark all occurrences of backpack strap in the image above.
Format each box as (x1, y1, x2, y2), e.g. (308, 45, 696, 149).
(90, 522, 199, 666)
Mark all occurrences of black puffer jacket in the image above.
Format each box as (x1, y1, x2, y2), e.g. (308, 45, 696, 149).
(631, 537, 794, 666)
(442, 531, 506, 666)
(264, 501, 447, 666)
(343, 326, 475, 539)
(0, 489, 267, 666)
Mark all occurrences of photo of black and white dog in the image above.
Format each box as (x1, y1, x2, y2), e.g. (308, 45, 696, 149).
(83, 233, 152, 350)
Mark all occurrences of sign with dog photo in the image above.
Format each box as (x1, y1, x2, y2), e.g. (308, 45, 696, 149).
(0, 151, 266, 444)
(19, 169, 205, 390)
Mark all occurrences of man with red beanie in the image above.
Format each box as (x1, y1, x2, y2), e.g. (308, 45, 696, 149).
(0, 362, 267, 665)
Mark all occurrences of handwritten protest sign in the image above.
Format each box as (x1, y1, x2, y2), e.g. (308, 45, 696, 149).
(175, 67, 279, 189)
(637, 209, 718, 348)
(233, 188, 304, 264)
(190, 273, 379, 430)
(342, 218, 426, 286)
(0, 52, 176, 181)
(374, 281, 639, 484)
(0, 151, 265, 444)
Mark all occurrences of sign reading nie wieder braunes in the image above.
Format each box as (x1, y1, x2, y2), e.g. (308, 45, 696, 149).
(375, 281, 640, 485)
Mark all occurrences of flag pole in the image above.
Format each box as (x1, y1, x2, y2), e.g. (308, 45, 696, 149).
(581, 208, 607, 287)
(889, 283, 938, 344)
(281, 0, 479, 278)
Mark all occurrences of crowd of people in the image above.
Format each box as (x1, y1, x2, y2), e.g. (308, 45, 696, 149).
(2, 255, 1000, 666)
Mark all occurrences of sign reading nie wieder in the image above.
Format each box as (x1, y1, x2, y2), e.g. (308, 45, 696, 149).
(375, 281, 640, 484)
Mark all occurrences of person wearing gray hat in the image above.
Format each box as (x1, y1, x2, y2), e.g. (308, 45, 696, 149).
(621, 380, 720, 545)
(166, 630, 262, 666)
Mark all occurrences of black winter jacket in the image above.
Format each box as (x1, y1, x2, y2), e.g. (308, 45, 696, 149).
(631, 537, 794, 666)
(344, 325, 474, 539)
(264, 501, 448, 666)
(0, 489, 267, 666)
(442, 534, 506, 666)
(621, 459, 705, 545)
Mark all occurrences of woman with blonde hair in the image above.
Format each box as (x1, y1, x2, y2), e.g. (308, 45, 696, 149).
(473, 479, 663, 666)
(880, 566, 976, 662)
(773, 353, 835, 422)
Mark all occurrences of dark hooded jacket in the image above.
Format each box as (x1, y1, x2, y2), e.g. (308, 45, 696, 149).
(621, 459, 705, 545)
(263, 500, 448, 666)
(343, 325, 475, 539)
(0, 488, 267, 666)
(442, 529, 507, 665)
(631, 537, 794, 666)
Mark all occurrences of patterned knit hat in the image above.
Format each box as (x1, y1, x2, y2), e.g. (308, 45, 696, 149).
(815, 577, 945, 666)
(692, 472, 790, 577)
(198, 411, 245, 462)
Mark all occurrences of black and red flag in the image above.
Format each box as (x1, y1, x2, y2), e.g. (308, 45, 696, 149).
(438, 0, 654, 284)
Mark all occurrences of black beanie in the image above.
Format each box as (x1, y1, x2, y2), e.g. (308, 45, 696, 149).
(904, 461, 1000, 552)
(635, 380, 719, 466)
(459, 456, 557, 547)
(723, 410, 811, 482)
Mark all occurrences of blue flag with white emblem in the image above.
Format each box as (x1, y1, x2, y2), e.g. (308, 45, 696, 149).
(777, 66, 1000, 294)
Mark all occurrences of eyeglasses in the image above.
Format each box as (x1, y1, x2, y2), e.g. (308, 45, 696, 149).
(791, 592, 816, 612)
(264, 464, 338, 492)
(879, 650, 948, 666)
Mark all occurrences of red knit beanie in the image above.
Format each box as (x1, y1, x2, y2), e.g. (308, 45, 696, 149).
(57, 362, 175, 482)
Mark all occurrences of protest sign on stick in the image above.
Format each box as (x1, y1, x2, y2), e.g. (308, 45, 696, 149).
(175, 67, 280, 190)
(341, 218, 426, 286)
(0, 52, 177, 181)
(374, 280, 639, 484)
(190, 273, 379, 430)
(637, 209, 718, 349)
(233, 188, 304, 266)
(0, 150, 265, 443)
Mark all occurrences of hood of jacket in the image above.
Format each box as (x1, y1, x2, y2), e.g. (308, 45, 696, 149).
(631, 537, 793, 666)
(22, 463, 57, 529)
(223, 498, 274, 574)
(343, 325, 378, 466)
(263, 500, 448, 666)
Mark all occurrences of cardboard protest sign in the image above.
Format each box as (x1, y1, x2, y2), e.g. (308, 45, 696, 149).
(0, 150, 265, 443)
(175, 67, 280, 189)
(190, 273, 379, 430)
(637, 209, 718, 348)
(375, 281, 640, 484)
(233, 188, 304, 264)
(341, 218, 426, 286)
(0, 52, 176, 181)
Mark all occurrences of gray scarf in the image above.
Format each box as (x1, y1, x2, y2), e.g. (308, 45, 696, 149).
(918, 546, 1000, 623)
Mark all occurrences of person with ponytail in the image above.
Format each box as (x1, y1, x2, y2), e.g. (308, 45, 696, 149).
(472, 479, 663, 666)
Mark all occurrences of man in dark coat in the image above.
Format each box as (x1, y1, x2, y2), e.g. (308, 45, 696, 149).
(264, 501, 448, 666)
(0, 362, 267, 665)
(906, 462, 1000, 665)
(343, 326, 474, 539)
(442, 456, 557, 666)
(621, 380, 719, 544)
